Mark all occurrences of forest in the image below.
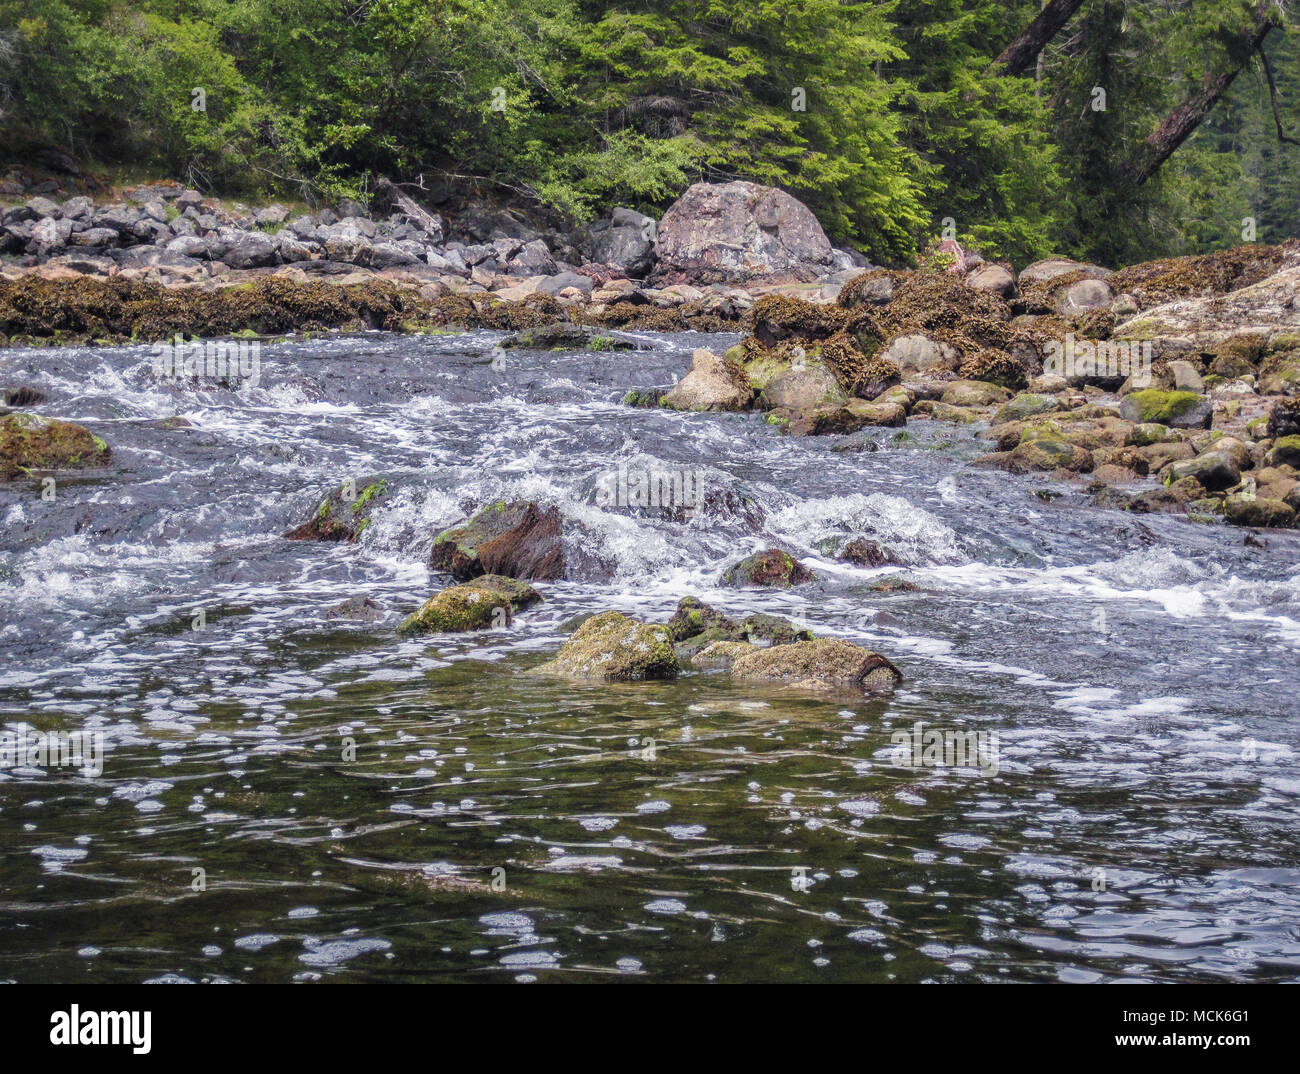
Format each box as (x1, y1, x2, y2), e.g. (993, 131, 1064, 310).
(0, 2, 1297, 274)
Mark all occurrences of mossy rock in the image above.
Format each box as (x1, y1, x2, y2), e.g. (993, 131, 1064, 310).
(1164, 451, 1240, 492)
(1127, 422, 1174, 447)
(1118, 389, 1212, 429)
(398, 575, 541, 635)
(622, 388, 666, 408)
(721, 549, 814, 588)
(993, 393, 1061, 425)
(498, 322, 637, 351)
(1224, 495, 1296, 529)
(284, 477, 389, 542)
(0, 412, 110, 480)
(940, 380, 1012, 408)
(1266, 435, 1300, 469)
(536, 611, 678, 682)
(730, 638, 902, 694)
(690, 640, 758, 668)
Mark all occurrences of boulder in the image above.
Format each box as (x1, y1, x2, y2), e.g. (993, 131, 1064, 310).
(878, 333, 959, 374)
(398, 576, 541, 635)
(1268, 396, 1300, 438)
(966, 263, 1017, 299)
(537, 611, 678, 681)
(1165, 451, 1240, 492)
(1224, 495, 1296, 529)
(662, 348, 754, 412)
(993, 393, 1061, 424)
(1019, 258, 1112, 286)
(758, 362, 846, 410)
(940, 380, 1012, 408)
(730, 638, 902, 693)
(0, 413, 111, 479)
(587, 208, 657, 278)
(1266, 435, 1300, 468)
(284, 478, 390, 542)
(653, 181, 833, 283)
(1056, 277, 1114, 315)
(1119, 389, 1213, 429)
(721, 548, 814, 588)
(430, 499, 564, 581)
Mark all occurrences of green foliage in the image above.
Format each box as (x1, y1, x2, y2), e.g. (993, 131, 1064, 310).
(0, 0, 1296, 265)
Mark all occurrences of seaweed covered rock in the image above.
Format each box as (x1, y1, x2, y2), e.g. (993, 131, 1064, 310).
(398, 575, 541, 635)
(1224, 495, 1296, 529)
(730, 638, 902, 693)
(721, 548, 814, 588)
(662, 348, 753, 412)
(284, 477, 389, 542)
(666, 595, 811, 657)
(429, 499, 565, 581)
(537, 611, 678, 681)
(1108, 244, 1290, 308)
(0, 412, 110, 479)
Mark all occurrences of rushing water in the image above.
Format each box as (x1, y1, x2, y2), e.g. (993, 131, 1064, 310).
(1, 328, 1299, 984)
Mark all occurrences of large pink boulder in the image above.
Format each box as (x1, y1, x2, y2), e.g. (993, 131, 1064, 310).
(653, 181, 833, 283)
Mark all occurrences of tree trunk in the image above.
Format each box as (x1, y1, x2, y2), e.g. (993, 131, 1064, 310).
(1125, 4, 1278, 187)
(989, 0, 1087, 76)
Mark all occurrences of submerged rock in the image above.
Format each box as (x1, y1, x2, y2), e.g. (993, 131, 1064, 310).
(730, 638, 902, 693)
(323, 596, 385, 621)
(398, 575, 541, 635)
(537, 611, 678, 681)
(284, 477, 389, 542)
(430, 499, 565, 581)
(667, 596, 811, 657)
(0, 412, 110, 479)
(721, 548, 814, 588)
(498, 322, 638, 351)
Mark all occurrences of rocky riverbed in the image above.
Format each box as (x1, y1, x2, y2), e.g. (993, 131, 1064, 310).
(2, 177, 1300, 983)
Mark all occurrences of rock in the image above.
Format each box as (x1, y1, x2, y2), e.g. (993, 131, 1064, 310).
(1259, 350, 1300, 395)
(398, 576, 541, 635)
(1119, 389, 1212, 429)
(662, 349, 754, 412)
(1115, 261, 1300, 337)
(730, 638, 902, 693)
(666, 596, 810, 658)
(653, 181, 833, 283)
(721, 548, 814, 588)
(284, 477, 389, 542)
(1165, 451, 1240, 492)
(840, 538, 896, 567)
(842, 397, 906, 427)
(993, 393, 1062, 424)
(940, 380, 1012, 408)
(429, 499, 564, 581)
(1019, 258, 1112, 285)
(1224, 495, 1296, 528)
(966, 263, 1017, 299)
(1268, 396, 1300, 437)
(837, 270, 895, 307)
(537, 611, 678, 681)
(31, 217, 73, 248)
(759, 362, 847, 410)
(498, 322, 638, 350)
(223, 230, 278, 269)
(1167, 359, 1205, 393)
(323, 596, 385, 621)
(0, 413, 110, 479)
(690, 640, 756, 669)
(587, 209, 657, 277)
(537, 271, 594, 297)
(508, 239, 556, 276)
(1056, 277, 1114, 315)
(1267, 434, 1300, 468)
(3, 386, 46, 407)
(878, 332, 959, 374)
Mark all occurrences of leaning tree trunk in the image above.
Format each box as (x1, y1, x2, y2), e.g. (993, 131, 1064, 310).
(988, 0, 1088, 77)
(1124, 3, 1279, 186)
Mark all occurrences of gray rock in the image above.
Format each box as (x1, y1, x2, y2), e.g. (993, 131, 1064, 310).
(68, 227, 120, 247)
(1056, 277, 1114, 315)
(26, 196, 61, 219)
(537, 271, 593, 297)
(508, 239, 556, 276)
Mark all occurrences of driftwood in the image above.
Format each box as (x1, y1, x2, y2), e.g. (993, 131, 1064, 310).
(373, 177, 443, 237)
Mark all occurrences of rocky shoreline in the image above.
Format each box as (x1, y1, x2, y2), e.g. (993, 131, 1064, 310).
(4, 177, 1300, 691)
